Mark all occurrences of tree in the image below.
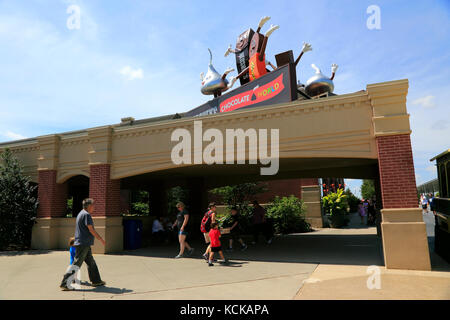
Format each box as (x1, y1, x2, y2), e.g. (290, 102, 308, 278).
(210, 182, 267, 215)
(210, 182, 267, 232)
(361, 179, 376, 200)
(0, 149, 38, 250)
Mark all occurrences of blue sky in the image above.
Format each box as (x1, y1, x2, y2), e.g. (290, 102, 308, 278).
(0, 0, 449, 196)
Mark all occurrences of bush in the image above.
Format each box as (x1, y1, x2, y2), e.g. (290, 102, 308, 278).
(322, 189, 349, 228)
(265, 196, 311, 234)
(0, 149, 38, 250)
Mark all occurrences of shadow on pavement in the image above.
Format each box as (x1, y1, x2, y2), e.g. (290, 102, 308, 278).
(0, 249, 53, 256)
(114, 232, 385, 266)
(75, 284, 133, 294)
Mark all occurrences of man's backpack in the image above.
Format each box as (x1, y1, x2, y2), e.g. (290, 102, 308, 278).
(200, 210, 213, 233)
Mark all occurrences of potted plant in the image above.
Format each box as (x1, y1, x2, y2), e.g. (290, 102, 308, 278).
(322, 188, 349, 228)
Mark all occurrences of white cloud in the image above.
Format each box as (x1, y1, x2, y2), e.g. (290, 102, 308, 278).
(120, 66, 144, 81)
(425, 165, 436, 172)
(411, 95, 435, 108)
(3, 131, 27, 141)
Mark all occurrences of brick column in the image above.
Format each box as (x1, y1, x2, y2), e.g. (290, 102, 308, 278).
(89, 164, 121, 217)
(37, 170, 67, 218)
(376, 134, 418, 209)
(86, 126, 123, 253)
(32, 135, 67, 250)
(368, 79, 431, 270)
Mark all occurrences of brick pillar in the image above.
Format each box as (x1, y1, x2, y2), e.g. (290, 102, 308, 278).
(376, 134, 418, 209)
(376, 134, 431, 270)
(88, 164, 123, 253)
(368, 79, 431, 270)
(89, 164, 121, 217)
(37, 170, 67, 218)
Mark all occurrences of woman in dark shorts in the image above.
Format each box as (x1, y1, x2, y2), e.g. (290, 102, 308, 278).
(172, 202, 194, 259)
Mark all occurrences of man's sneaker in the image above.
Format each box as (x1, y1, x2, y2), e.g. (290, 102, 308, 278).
(208, 262, 214, 267)
(267, 238, 272, 244)
(175, 254, 183, 259)
(240, 244, 248, 251)
(91, 281, 106, 287)
(202, 253, 208, 260)
(226, 247, 233, 252)
(60, 285, 71, 291)
(188, 248, 195, 256)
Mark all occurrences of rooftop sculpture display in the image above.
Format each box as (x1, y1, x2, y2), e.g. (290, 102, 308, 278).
(305, 63, 338, 97)
(196, 15, 340, 115)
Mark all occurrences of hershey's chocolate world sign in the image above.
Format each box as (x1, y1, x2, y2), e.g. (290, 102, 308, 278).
(185, 63, 297, 118)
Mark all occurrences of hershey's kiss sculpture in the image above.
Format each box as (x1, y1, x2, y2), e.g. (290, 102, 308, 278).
(200, 49, 236, 98)
(305, 63, 338, 97)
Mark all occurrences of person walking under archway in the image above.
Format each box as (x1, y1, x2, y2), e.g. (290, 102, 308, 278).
(60, 198, 106, 291)
(172, 202, 194, 258)
(201, 203, 217, 260)
(251, 200, 271, 244)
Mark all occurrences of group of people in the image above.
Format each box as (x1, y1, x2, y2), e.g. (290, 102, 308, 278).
(420, 193, 436, 215)
(357, 198, 377, 225)
(171, 200, 273, 266)
(59, 197, 274, 290)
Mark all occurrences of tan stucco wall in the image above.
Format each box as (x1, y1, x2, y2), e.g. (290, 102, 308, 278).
(3, 79, 433, 271)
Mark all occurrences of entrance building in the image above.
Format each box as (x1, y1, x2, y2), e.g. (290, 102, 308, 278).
(0, 79, 431, 270)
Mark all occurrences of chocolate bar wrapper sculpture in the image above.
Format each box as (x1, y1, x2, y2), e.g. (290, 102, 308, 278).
(225, 16, 271, 85)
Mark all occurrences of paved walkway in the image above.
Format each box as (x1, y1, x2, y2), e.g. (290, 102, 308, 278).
(0, 212, 449, 299)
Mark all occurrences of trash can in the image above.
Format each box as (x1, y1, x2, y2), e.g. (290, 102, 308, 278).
(123, 219, 143, 250)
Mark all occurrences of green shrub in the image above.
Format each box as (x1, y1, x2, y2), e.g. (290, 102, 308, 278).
(265, 196, 311, 234)
(322, 189, 349, 228)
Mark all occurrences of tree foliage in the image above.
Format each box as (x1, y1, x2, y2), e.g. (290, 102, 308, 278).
(211, 182, 267, 232)
(0, 149, 38, 250)
(210, 182, 267, 216)
(343, 188, 360, 213)
(361, 179, 376, 200)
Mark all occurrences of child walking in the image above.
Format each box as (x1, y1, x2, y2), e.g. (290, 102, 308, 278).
(208, 222, 228, 267)
(69, 237, 76, 265)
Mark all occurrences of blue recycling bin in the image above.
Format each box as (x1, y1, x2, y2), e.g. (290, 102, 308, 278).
(123, 219, 143, 250)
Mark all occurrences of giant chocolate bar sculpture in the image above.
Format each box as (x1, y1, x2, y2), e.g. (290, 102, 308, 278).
(232, 21, 280, 84)
(224, 16, 272, 85)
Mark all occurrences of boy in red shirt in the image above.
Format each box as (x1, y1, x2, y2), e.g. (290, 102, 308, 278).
(208, 222, 228, 266)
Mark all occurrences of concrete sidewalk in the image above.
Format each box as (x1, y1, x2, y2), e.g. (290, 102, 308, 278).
(0, 212, 449, 300)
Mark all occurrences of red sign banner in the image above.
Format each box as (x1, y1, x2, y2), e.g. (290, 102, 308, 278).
(219, 74, 285, 113)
